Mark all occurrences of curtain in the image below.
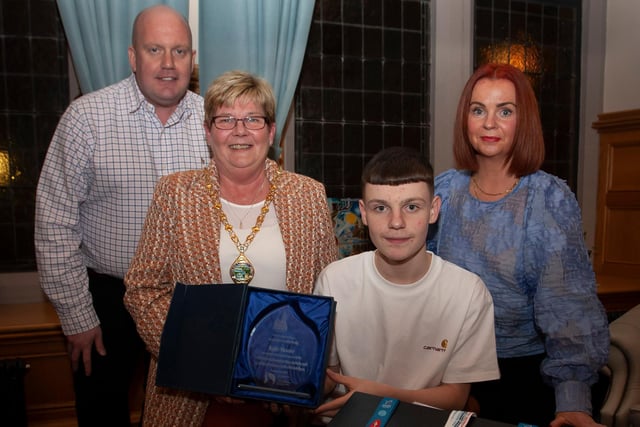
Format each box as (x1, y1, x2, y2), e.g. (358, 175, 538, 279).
(56, 0, 189, 94)
(199, 0, 315, 160)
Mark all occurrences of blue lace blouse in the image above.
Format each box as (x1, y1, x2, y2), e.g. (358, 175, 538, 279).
(428, 169, 609, 413)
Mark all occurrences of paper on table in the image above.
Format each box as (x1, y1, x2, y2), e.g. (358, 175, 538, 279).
(444, 410, 477, 427)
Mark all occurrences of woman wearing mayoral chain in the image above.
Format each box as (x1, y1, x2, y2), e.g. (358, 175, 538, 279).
(124, 70, 337, 426)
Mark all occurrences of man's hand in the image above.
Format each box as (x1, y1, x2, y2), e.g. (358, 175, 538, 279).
(550, 411, 606, 427)
(66, 326, 106, 376)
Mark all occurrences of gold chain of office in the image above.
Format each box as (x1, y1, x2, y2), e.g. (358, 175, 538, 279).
(205, 169, 280, 284)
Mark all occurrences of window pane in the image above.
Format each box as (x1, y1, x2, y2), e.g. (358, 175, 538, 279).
(295, 0, 432, 199)
(473, 0, 581, 191)
(0, 0, 69, 272)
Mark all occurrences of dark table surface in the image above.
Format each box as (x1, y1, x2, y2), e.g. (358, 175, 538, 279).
(327, 392, 516, 427)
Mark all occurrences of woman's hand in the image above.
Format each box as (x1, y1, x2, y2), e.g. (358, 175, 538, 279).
(214, 396, 245, 405)
(550, 411, 606, 427)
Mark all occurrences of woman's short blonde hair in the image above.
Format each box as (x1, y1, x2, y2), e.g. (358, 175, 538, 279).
(203, 70, 276, 127)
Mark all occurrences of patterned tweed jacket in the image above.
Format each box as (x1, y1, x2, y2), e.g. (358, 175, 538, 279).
(124, 159, 338, 426)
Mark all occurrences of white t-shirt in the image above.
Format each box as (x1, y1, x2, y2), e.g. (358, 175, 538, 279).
(314, 251, 500, 389)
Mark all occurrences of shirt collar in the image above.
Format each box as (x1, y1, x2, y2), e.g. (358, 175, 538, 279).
(126, 74, 193, 125)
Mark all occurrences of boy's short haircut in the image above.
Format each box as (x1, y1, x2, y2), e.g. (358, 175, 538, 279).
(361, 146, 434, 196)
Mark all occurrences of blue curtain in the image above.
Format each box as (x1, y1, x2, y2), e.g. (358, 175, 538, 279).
(199, 0, 315, 160)
(56, 0, 189, 94)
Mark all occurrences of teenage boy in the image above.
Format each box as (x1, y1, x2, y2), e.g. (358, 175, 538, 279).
(314, 146, 500, 417)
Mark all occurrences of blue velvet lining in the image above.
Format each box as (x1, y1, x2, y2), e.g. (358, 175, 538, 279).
(231, 288, 334, 407)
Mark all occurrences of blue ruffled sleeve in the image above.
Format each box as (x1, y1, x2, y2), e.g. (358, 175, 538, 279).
(524, 173, 609, 413)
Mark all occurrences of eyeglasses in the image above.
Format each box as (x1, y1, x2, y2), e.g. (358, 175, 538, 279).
(211, 116, 268, 130)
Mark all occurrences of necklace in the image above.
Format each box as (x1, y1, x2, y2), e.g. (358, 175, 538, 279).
(471, 175, 520, 197)
(222, 179, 265, 228)
(205, 169, 280, 284)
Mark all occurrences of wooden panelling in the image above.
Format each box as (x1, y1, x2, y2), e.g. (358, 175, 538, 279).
(592, 109, 640, 311)
(0, 303, 76, 426)
(0, 302, 143, 426)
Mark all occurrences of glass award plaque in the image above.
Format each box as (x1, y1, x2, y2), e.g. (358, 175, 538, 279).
(239, 303, 319, 398)
(158, 283, 335, 407)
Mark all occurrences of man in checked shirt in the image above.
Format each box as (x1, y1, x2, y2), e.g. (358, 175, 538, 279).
(34, 5, 209, 426)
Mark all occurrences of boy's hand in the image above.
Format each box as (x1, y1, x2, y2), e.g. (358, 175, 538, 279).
(314, 369, 384, 417)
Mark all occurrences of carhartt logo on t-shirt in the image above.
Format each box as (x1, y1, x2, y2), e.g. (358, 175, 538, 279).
(423, 339, 448, 352)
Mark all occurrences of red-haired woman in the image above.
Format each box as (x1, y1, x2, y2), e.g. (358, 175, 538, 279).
(429, 63, 609, 427)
